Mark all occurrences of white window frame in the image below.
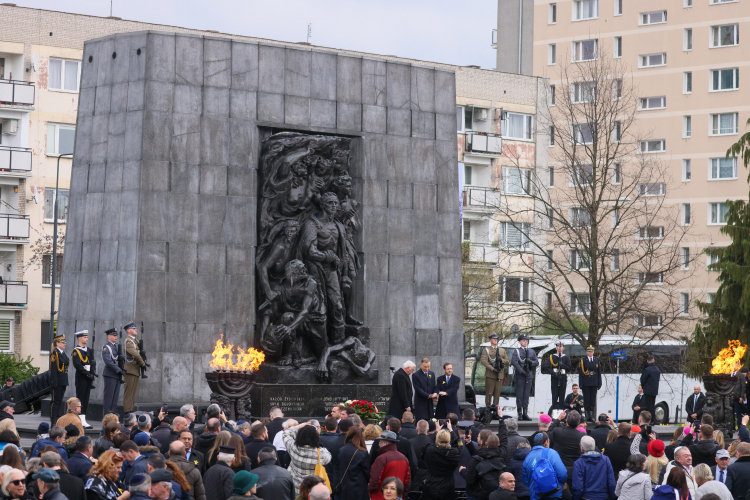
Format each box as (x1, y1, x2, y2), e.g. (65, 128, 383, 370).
(499, 277, 530, 303)
(550, 85, 556, 106)
(612, 79, 622, 100)
(572, 40, 598, 62)
(612, 121, 621, 143)
(710, 24, 739, 48)
(636, 271, 663, 285)
(547, 209, 555, 230)
(639, 53, 667, 68)
(44, 188, 70, 223)
(611, 249, 620, 271)
(568, 250, 591, 271)
(709, 157, 738, 180)
(614, 0, 622, 15)
(456, 106, 466, 133)
(501, 167, 532, 195)
(573, 124, 594, 144)
(549, 3, 558, 23)
(499, 222, 531, 250)
(638, 140, 666, 153)
(710, 0, 737, 4)
(611, 208, 620, 228)
(634, 314, 662, 328)
(569, 293, 591, 314)
(46, 123, 76, 156)
(549, 126, 555, 147)
(548, 167, 555, 188)
(637, 226, 664, 240)
(681, 203, 691, 226)
(684, 28, 693, 51)
(572, 0, 598, 21)
(612, 163, 621, 185)
(709, 202, 730, 225)
(683, 115, 692, 138)
(614, 36, 622, 58)
(710, 68, 740, 92)
(681, 247, 690, 270)
(42, 254, 64, 287)
(570, 207, 591, 227)
(572, 82, 596, 103)
(639, 96, 666, 110)
(682, 159, 692, 181)
(638, 183, 666, 196)
(48, 58, 81, 93)
(709, 112, 739, 136)
(684, 0, 692, 6)
(547, 250, 554, 270)
(0, 320, 11, 353)
(707, 248, 722, 267)
(570, 164, 594, 187)
(503, 112, 534, 141)
(640, 10, 667, 26)
(548, 44, 557, 65)
(683, 72, 692, 94)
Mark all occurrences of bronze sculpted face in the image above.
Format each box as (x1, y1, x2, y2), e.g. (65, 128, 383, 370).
(321, 192, 340, 216)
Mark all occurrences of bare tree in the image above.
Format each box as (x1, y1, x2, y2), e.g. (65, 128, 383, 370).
(477, 51, 701, 349)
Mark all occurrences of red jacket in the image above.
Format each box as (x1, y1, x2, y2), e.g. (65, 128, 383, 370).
(368, 443, 411, 500)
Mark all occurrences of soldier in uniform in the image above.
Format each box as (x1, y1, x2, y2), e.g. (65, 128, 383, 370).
(479, 333, 510, 409)
(579, 346, 602, 422)
(543, 341, 572, 410)
(49, 333, 69, 425)
(71, 330, 96, 429)
(102, 328, 123, 416)
(511, 329, 538, 421)
(123, 322, 146, 413)
(564, 384, 585, 414)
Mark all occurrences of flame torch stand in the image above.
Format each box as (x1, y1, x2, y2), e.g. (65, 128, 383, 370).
(702, 374, 739, 440)
(205, 371, 256, 422)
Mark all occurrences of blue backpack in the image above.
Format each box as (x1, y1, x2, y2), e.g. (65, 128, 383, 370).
(532, 448, 561, 498)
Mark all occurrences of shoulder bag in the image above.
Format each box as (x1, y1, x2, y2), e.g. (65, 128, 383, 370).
(314, 448, 332, 492)
(333, 449, 358, 494)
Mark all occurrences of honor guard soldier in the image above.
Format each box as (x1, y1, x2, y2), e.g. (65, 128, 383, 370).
(480, 333, 511, 409)
(102, 329, 123, 416)
(510, 327, 538, 421)
(71, 330, 96, 429)
(123, 322, 146, 413)
(49, 333, 69, 424)
(564, 384, 585, 414)
(544, 341, 572, 410)
(579, 346, 602, 422)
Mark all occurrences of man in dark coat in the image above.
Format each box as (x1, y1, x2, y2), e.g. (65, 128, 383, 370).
(399, 412, 418, 440)
(410, 420, 432, 491)
(632, 385, 645, 423)
(579, 347, 602, 422)
(547, 409, 584, 487)
(41, 450, 85, 500)
(640, 355, 661, 417)
(726, 441, 750, 500)
(689, 424, 722, 467)
(194, 418, 220, 459)
(66, 436, 94, 479)
(319, 417, 347, 490)
(389, 362, 415, 418)
(244, 422, 276, 468)
(603, 422, 632, 479)
(265, 407, 285, 443)
(686, 385, 707, 424)
(412, 358, 437, 421)
(435, 362, 461, 419)
(589, 415, 614, 451)
(489, 473, 518, 500)
(543, 341, 572, 410)
(462, 408, 485, 443)
(202, 446, 236, 500)
(502, 418, 528, 467)
(181, 430, 206, 476)
(253, 447, 294, 500)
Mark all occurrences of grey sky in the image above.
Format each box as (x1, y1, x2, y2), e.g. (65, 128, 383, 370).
(16, 0, 498, 69)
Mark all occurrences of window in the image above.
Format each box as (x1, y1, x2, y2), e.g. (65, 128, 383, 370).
(612, 163, 621, 184)
(710, 0, 736, 3)
(547, 250, 554, 271)
(499, 277, 530, 303)
(711, 68, 739, 91)
(549, 3, 557, 23)
(641, 11, 667, 25)
(683, 116, 691, 138)
(548, 44, 557, 65)
(41, 320, 53, 352)
(710, 157, 737, 180)
(569, 250, 591, 271)
(707, 248, 722, 267)
(612, 121, 621, 142)
(502, 167, 531, 195)
(499, 222, 531, 249)
(639, 53, 666, 68)
(639, 96, 666, 110)
(634, 314, 662, 328)
(612, 209, 620, 228)
(573, 0, 598, 20)
(638, 183, 665, 196)
(612, 79, 622, 100)
(548, 167, 555, 187)
(42, 254, 64, 286)
(706, 293, 716, 313)
(572, 82, 596, 103)
(685, 0, 692, 6)
(614, 0, 622, 15)
(49, 58, 80, 92)
(681, 247, 690, 270)
(573, 40, 598, 62)
(637, 226, 664, 239)
(682, 203, 691, 225)
(0, 321, 9, 352)
(549, 126, 555, 146)
(504, 113, 533, 140)
(550, 85, 556, 106)
(638, 140, 665, 153)
(684, 29, 693, 50)
(637, 272, 663, 285)
(710, 202, 729, 225)
(614, 37, 622, 58)
(569, 293, 591, 313)
(571, 164, 594, 186)
(464, 165, 473, 185)
(456, 106, 472, 132)
(570, 207, 591, 227)
(683, 72, 692, 94)
(683, 159, 692, 181)
(463, 220, 471, 241)
(547, 209, 554, 229)
(710, 113, 738, 135)
(680, 293, 689, 315)
(711, 24, 739, 47)
(573, 124, 594, 144)
(46, 123, 75, 156)
(546, 292, 553, 310)
(611, 249, 620, 271)
(44, 189, 69, 222)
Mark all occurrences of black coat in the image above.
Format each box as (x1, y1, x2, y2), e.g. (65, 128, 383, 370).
(202, 461, 235, 500)
(337, 444, 371, 500)
(412, 369, 437, 421)
(320, 431, 346, 488)
(254, 458, 294, 500)
(728, 456, 750, 500)
(689, 438, 722, 467)
(548, 420, 583, 468)
(66, 451, 93, 479)
(588, 424, 611, 451)
(640, 363, 661, 396)
(399, 422, 418, 440)
(58, 470, 85, 500)
(410, 433, 433, 491)
(265, 417, 285, 444)
(244, 438, 275, 468)
(185, 448, 205, 476)
(686, 393, 707, 422)
(389, 368, 414, 418)
(489, 489, 518, 500)
(422, 444, 463, 500)
(464, 447, 506, 500)
(194, 432, 217, 460)
(603, 435, 632, 479)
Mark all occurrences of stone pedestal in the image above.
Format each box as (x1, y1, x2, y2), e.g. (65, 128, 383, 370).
(250, 383, 391, 417)
(255, 363, 378, 385)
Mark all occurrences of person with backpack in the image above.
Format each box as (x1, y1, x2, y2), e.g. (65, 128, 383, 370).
(522, 432, 567, 500)
(572, 436, 616, 500)
(463, 421, 509, 500)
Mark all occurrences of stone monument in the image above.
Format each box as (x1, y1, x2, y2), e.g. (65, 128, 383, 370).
(56, 31, 462, 417)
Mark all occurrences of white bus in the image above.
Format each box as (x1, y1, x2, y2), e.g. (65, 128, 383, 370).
(467, 335, 699, 424)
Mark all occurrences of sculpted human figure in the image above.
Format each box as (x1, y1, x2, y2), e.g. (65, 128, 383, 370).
(316, 336, 375, 381)
(331, 174, 362, 325)
(256, 220, 300, 302)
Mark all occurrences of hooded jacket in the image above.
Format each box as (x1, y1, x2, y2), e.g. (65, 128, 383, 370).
(572, 451, 617, 500)
(368, 442, 411, 500)
(689, 438, 722, 467)
(169, 455, 206, 500)
(194, 432, 217, 459)
(422, 443, 463, 500)
(522, 446, 567, 500)
(31, 438, 68, 460)
(504, 431, 530, 467)
(465, 446, 507, 500)
(509, 446, 531, 499)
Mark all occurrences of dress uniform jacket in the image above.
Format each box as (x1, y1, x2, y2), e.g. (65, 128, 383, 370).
(125, 336, 145, 375)
(480, 346, 511, 380)
(102, 341, 122, 378)
(50, 348, 70, 387)
(579, 357, 602, 388)
(72, 346, 96, 382)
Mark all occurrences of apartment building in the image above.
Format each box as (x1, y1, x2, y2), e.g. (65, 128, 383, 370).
(496, 0, 747, 336)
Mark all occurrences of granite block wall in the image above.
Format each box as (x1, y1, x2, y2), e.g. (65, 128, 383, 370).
(58, 31, 463, 404)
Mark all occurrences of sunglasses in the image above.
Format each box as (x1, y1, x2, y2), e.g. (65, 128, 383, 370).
(10, 480, 23, 486)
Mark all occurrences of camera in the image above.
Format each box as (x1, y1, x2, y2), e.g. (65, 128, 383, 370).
(161, 404, 169, 415)
(438, 419, 448, 426)
(598, 415, 609, 423)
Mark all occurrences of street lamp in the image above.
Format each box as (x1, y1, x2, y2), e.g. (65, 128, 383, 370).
(48, 153, 72, 346)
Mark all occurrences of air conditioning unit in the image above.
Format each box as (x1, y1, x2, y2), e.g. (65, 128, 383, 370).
(1, 119, 18, 136)
(474, 108, 489, 122)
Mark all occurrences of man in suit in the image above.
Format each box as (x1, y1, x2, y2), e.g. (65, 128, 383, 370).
(388, 361, 415, 418)
(480, 333, 510, 408)
(511, 331, 538, 421)
(712, 449, 731, 485)
(640, 355, 661, 417)
(632, 384, 645, 423)
(412, 358, 437, 421)
(101, 328, 123, 417)
(579, 346, 602, 422)
(603, 422, 632, 479)
(686, 385, 707, 424)
(544, 341, 572, 410)
(435, 363, 460, 419)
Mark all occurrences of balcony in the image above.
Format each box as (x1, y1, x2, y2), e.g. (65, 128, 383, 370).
(0, 281, 27, 307)
(0, 79, 35, 106)
(0, 146, 32, 173)
(463, 186, 501, 209)
(491, 29, 497, 49)
(468, 243, 499, 264)
(0, 215, 29, 241)
(466, 132, 502, 156)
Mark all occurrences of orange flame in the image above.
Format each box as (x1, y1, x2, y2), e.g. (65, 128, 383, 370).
(210, 335, 265, 372)
(710, 340, 748, 374)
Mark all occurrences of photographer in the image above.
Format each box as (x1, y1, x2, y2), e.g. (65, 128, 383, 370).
(544, 341, 572, 410)
(511, 329, 538, 422)
(589, 414, 615, 451)
(480, 334, 511, 410)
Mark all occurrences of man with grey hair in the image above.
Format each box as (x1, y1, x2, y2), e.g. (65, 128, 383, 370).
(32, 469, 65, 500)
(254, 447, 294, 500)
(503, 418, 529, 466)
(180, 403, 196, 429)
(168, 439, 206, 500)
(148, 469, 174, 500)
(309, 483, 331, 500)
(122, 412, 137, 435)
(388, 360, 415, 417)
(202, 445, 235, 500)
(572, 435, 616, 500)
(31, 425, 68, 460)
(237, 421, 252, 444)
(41, 450, 84, 500)
(127, 473, 151, 499)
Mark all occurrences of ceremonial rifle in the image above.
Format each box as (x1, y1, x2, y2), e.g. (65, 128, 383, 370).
(139, 322, 150, 379)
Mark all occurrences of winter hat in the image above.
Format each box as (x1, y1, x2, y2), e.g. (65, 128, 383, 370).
(648, 439, 665, 458)
(37, 422, 50, 434)
(65, 424, 80, 437)
(232, 471, 259, 495)
(539, 414, 552, 424)
(631, 425, 641, 434)
(133, 432, 150, 447)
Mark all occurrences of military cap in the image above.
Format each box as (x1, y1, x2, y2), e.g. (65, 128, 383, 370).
(586, 346, 595, 351)
(74, 330, 89, 337)
(124, 322, 137, 330)
(555, 340, 564, 346)
(105, 328, 117, 336)
(517, 333, 529, 342)
(53, 334, 66, 342)
(489, 334, 499, 340)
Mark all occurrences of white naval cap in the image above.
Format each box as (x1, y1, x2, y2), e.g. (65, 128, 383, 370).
(74, 330, 89, 338)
